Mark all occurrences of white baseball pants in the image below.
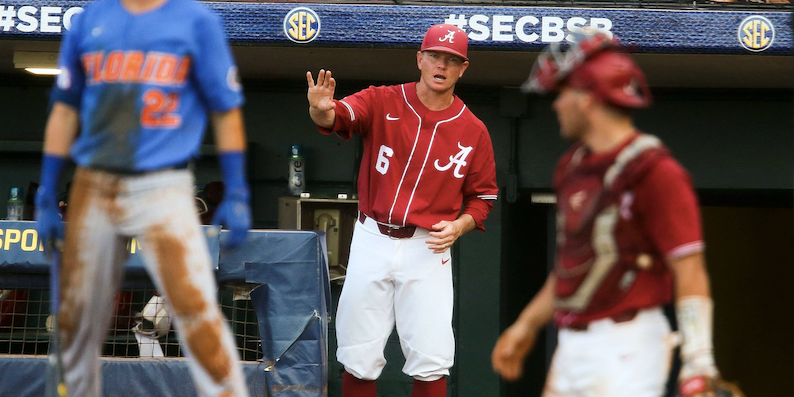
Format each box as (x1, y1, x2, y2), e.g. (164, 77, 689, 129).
(58, 167, 248, 397)
(544, 307, 674, 397)
(336, 216, 454, 381)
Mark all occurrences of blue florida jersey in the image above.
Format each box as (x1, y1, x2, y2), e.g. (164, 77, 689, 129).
(52, 0, 243, 172)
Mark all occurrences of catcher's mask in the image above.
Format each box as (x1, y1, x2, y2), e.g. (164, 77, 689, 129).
(521, 30, 652, 109)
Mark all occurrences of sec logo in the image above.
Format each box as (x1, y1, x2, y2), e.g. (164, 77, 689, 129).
(284, 7, 321, 43)
(738, 16, 774, 52)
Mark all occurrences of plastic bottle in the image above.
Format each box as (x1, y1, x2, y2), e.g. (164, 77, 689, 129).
(288, 144, 305, 196)
(7, 187, 23, 221)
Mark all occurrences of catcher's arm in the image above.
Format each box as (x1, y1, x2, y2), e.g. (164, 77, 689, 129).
(669, 252, 740, 397)
(492, 274, 555, 381)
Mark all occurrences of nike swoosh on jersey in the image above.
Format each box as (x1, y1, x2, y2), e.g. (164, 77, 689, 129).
(442, 258, 450, 265)
(386, 113, 399, 121)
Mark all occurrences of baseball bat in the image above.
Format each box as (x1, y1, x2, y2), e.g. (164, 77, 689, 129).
(46, 246, 68, 397)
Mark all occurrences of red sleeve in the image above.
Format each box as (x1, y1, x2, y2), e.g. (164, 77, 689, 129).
(634, 158, 704, 259)
(462, 198, 494, 232)
(316, 87, 376, 140)
(461, 124, 499, 232)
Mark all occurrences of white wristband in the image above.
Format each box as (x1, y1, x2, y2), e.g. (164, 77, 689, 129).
(676, 296, 718, 379)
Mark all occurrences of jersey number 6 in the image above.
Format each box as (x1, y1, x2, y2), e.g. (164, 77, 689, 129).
(376, 145, 394, 175)
(142, 88, 182, 128)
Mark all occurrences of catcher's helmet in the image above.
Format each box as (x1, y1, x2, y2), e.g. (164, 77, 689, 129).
(522, 30, 652, 108)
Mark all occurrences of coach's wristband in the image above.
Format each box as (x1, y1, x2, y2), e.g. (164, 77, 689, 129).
(38, 154, 67, 201)
(217, 151, 249, 200)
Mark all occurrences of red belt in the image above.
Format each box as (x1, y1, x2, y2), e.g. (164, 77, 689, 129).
(358, 213, 417, 239)
(565, 309, 639, 332)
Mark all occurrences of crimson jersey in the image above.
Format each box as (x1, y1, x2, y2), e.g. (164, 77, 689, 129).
(552, 133, 703, 328)
(320, 82, 498, 230)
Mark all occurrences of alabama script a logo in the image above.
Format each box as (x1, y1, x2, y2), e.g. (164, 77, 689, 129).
(439, 30, 456, 43)
(434, 142, 472, 178)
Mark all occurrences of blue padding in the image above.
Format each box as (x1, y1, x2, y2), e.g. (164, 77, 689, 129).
(0, 221, 220, 282)
(0, 355, 44, 396)
(0, 355, 269, 396)
(218, 229, 327, 283)
(0, 224, 332, 395)
(0, 1, 789, 54)
(0, 221, 51, 275)
(245, 230, 330, 396)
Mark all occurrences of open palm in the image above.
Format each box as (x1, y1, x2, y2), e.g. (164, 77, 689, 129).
(307, 69, 337, 111)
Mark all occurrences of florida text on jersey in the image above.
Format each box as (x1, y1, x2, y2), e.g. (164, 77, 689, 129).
(52, 0, 244, 172)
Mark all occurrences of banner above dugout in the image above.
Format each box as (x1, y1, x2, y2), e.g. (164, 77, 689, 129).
(0, 1, 790, 55)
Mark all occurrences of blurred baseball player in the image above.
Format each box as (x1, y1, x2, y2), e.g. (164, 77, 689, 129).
(491, 31, 735, 397)
(35, 0, 251, 395)
(307, 24, 498, 397)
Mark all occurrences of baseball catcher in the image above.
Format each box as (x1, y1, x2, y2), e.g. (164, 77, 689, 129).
(491, 30, 744, 397)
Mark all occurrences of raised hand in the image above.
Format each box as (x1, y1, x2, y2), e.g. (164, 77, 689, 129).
(306, 69, 337, 112)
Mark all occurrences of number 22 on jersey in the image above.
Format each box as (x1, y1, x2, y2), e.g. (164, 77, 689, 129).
(141, 88, 181, 128)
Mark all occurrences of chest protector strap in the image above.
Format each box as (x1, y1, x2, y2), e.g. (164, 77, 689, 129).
(554, 134, 662, 312)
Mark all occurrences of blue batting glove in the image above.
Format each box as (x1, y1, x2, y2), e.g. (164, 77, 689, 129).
(212, 190, 251, 249)
(213, 151, 251, 249)
(35, 187, 64, 245)
(35, 154, 67, 248)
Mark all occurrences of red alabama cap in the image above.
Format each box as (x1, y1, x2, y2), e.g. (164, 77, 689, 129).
(420, 24, 468, 61)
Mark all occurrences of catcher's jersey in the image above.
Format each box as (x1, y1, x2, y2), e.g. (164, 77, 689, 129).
(321, 82, 498, 231)
(552, 133, 703, 328)
(51, 0, 243, 172)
